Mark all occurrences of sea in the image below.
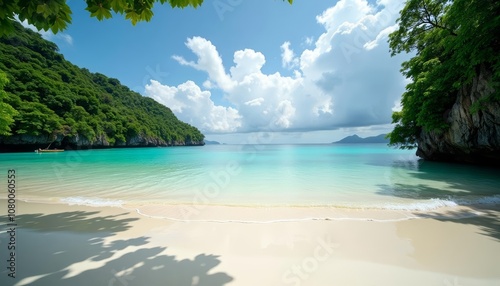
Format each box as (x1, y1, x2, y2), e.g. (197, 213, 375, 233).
(1, 144, 499, 216)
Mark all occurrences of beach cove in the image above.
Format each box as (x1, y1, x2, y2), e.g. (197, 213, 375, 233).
(1, 144, 500, 285)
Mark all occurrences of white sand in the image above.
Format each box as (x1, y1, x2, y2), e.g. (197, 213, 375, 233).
(1, 200, 499, 286)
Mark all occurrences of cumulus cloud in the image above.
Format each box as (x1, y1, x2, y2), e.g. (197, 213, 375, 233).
(230, 49, 266, 82)
(363, 24, 398, 50)
(172, 37, 235, 90)
(145, 80, 241, 133)
(145, 0, 410, 135)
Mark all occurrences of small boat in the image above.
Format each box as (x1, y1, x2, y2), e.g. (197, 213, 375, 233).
(35, 141, 64, 153)
(35, 148, 64, 153)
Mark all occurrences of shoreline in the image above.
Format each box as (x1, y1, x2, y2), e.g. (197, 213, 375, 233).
(1, 200, 499, 285)
(3, 197, 500, 223)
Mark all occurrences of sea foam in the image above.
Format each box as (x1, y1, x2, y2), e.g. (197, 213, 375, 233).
(381, 195, 500, 211)
(60, 197, 124, 207)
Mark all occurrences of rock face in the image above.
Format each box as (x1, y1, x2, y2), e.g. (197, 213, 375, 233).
(416, 65, 500, 165)
(0, 133, 204, 152)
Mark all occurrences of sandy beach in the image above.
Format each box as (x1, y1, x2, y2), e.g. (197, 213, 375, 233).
(1, 200, 499, 286)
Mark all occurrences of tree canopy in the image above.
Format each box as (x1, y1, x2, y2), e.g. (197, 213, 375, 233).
(0, 0, 293, 36)
(0, 71, 18, 135)
(0, 22, 204, 147)
(388, 0, 500, 149)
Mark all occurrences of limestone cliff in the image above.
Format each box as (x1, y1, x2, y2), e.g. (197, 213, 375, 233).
(416, 65, 500, 165)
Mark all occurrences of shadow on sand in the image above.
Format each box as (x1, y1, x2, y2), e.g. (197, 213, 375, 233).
(0, 210, 233, 286)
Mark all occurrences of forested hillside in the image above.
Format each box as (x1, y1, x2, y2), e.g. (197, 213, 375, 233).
(0, 22, 204, 151)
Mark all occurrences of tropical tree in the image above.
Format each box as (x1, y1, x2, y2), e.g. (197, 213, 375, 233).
(0, 0, 293, 36)
(388, 0, 500, 149)
(0, 71, 18, 135)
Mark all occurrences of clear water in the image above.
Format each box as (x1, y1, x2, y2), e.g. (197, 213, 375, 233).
(1, 144, 499, 210)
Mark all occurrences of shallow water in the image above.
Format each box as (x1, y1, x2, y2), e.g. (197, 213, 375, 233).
(1, 144, 499, 211)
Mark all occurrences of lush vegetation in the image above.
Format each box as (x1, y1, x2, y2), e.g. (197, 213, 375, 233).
(0, 72, 18, 135)
(388, 0, 500, 149)
(0, 0, 293, 36)
(0, 22, 204, 147)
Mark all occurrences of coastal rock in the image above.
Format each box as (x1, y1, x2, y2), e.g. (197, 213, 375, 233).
(0, 133, 203, 151)
(126, 135, 166, 147)
(0, 134, 52, 145)
(416, 65, 500, 165)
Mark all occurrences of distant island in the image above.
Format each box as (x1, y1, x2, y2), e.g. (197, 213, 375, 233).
(204, 140, 221, 145)
(333, 134, 389, 144)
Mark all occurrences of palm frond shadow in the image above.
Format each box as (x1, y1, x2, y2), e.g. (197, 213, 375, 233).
(0, 211, 233, 286)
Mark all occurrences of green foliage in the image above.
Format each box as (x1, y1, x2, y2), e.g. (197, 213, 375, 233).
(0, 22, 204, 146)
(0, 71, 18, 135)
(0, 0, 293, 36)
(388, 0, 500, 149)
(15, 102, 62, 136)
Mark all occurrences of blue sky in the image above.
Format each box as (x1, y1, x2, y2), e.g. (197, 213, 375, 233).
(26, 0, 411, 144)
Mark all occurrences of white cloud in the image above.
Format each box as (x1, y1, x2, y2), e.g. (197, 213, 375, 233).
(245, 98, 265, 107)
(145, 0, 410, 136)
(280, 41, 299, 69)
(392, 100, 402, 112)
(363, 24, 398, 50)
(145, 80, 241, 133)
(58, 33, 73, 45)
(230, 49, 266, 82)
(172, 37, 235, 90)
(274, 100, 296, 128)
(304, 37, 314, 46)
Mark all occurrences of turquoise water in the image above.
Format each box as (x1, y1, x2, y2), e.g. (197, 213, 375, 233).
(1, 144, 499, 210)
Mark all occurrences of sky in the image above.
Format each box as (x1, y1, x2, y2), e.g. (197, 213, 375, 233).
(24, 0, 412, 144)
